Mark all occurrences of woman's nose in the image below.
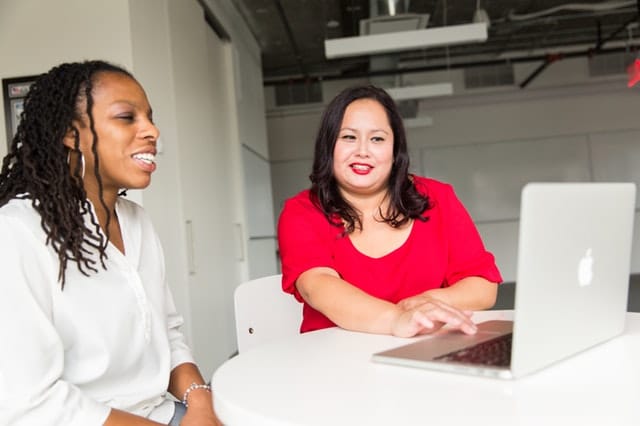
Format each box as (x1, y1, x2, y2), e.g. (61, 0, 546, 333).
(141, 119, 160, 141)
(355, 139, 369, 156)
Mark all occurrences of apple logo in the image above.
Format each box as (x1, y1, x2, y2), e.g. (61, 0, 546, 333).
(578, 248, 594, 287)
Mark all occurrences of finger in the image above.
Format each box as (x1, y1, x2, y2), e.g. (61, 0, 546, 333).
(421, 299, 475, 323)
(415, 319, 445, 335)
(411, 310, 435, 330)
(419, 306, 478, 334)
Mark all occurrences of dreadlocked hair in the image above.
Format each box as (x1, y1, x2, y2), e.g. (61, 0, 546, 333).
(0, 60, 134, 289)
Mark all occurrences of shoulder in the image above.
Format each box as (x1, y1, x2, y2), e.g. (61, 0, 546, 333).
(0, 197, 38, 218)
(283, 189, 313, 208)
(411, 175, 455, 199)
(0, 199, 53, 268)
(281, 189, 323, 218)
(278, 189, 335, 234)
(0, 198, 45, 238)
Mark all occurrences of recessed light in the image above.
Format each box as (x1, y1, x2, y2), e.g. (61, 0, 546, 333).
(326, 20, 340, 29)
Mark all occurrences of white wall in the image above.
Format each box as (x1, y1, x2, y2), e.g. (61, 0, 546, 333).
(266, 57, 640, 282)
(128, 0, 191, 337)
(0, 0, 269, 377)
(198, 0, 278, 280)
(0, 0, 133, 160)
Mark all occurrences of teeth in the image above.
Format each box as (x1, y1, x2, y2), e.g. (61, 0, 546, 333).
(133, 153, 155, 164)
(352, 164, 370, 171)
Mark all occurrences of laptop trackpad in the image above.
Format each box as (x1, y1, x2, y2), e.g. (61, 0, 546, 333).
(375, 320, 513, 362)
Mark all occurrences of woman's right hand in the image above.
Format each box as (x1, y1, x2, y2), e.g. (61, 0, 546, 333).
(390, 299, 477, 338)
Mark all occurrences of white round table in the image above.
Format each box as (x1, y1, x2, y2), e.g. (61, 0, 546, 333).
(211, 311, 640, 425)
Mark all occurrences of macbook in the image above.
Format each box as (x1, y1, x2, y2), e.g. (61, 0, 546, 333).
(372, 182, 636, 379)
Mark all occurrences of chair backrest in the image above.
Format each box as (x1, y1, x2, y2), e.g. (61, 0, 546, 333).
(234, 274, 302, 353)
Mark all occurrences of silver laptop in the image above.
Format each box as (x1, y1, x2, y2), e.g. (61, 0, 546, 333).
(372, 182, 636, 379)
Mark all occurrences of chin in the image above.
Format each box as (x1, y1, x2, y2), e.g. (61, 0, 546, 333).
(126, 179, 152, 191)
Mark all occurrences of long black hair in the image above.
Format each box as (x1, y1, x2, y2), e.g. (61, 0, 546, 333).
(309, 84, 431, 233)
(0, 60, 134, 288)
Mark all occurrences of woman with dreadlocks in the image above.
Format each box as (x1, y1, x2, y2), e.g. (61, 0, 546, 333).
(0, 61, 220, 425)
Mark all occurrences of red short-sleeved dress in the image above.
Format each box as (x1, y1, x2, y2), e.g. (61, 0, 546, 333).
(277, 175, 503, 333)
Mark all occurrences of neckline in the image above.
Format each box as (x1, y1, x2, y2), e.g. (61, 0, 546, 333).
(87, 198, 128, 259)
(344, 219, 416, 260)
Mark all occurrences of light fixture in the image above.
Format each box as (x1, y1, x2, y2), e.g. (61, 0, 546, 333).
(386, 83, 453, 101)
(403, 116, 434, 128)
(324, 22, 488, 59)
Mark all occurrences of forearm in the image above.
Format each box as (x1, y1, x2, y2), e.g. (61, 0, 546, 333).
(425, 277, 498, 310)
(296, 267, 402, 334)
(168, 363, 222, 425)
(168, 362, 212, 409)
(104, 363, 211, 426)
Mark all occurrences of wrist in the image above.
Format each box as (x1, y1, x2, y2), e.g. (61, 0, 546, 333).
(181, 382, 212, 408)
(386, 305, 406, 336)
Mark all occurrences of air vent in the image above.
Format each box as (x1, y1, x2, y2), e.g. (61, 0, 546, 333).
(275, 81, 322, 106)
(588, 51, 634, 77)
(464, 63, 515, 89)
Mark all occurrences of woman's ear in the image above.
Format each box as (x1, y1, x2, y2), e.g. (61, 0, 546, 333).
(62, 125, 79, 150)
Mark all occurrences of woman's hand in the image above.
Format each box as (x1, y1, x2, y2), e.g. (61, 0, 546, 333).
(179, 390, 222, 426)
(398, 278, 498, 312)
(167, 363, 222, 426)
(397, 292, 436, 311)
(391, 298, 476, 338)
(179, 407, 222, 426)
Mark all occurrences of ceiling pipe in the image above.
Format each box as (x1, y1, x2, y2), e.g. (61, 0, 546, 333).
(519, 12, 639, 88)
(264, 44, 639, 87)
(507, 0, 635, 21)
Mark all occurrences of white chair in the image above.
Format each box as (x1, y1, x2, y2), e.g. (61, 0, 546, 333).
(233, 274, 302, 353)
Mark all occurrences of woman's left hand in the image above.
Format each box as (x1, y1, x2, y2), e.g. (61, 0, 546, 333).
(179, 408, 222, 426)
(397, 291, 437, 311)
(179, 390, 222, 426)
(397, 290, 474, 317)
(398, 277, 499, 312)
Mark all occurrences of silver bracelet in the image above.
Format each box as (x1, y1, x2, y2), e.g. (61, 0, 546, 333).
(181, 382, 211, 407)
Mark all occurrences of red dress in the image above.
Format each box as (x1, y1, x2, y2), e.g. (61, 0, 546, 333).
(277, 176, 503, 332)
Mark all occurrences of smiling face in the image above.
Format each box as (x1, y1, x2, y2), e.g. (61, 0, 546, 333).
(332, 98, 394, 200)
(66, 71, 159, 200)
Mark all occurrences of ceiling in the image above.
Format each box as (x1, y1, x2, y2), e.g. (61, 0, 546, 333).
(232, 0, 639, 87)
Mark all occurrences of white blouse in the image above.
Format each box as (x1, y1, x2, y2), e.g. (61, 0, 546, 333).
(0, 197, 194, 425)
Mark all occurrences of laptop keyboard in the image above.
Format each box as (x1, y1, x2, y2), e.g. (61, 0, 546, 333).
(434, 333, 513, 367)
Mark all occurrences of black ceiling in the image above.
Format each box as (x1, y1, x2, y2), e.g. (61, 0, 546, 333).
(232, 0, 639, 86)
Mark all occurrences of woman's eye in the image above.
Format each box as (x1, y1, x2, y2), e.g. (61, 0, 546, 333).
(341, 134, 356, 141)
(117, 114, 134, 122)
(372, 136, 384, 142)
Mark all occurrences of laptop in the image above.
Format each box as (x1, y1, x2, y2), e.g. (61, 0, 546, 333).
(372, 182, 636, 379)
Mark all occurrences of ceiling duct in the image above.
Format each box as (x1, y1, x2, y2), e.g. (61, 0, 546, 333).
(357, 1, 455, 111)
(359, 0, 429, 36)
(360, 1, 430, 88)
(324, 0, 487, 60)
(323, 0, 485, 107)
